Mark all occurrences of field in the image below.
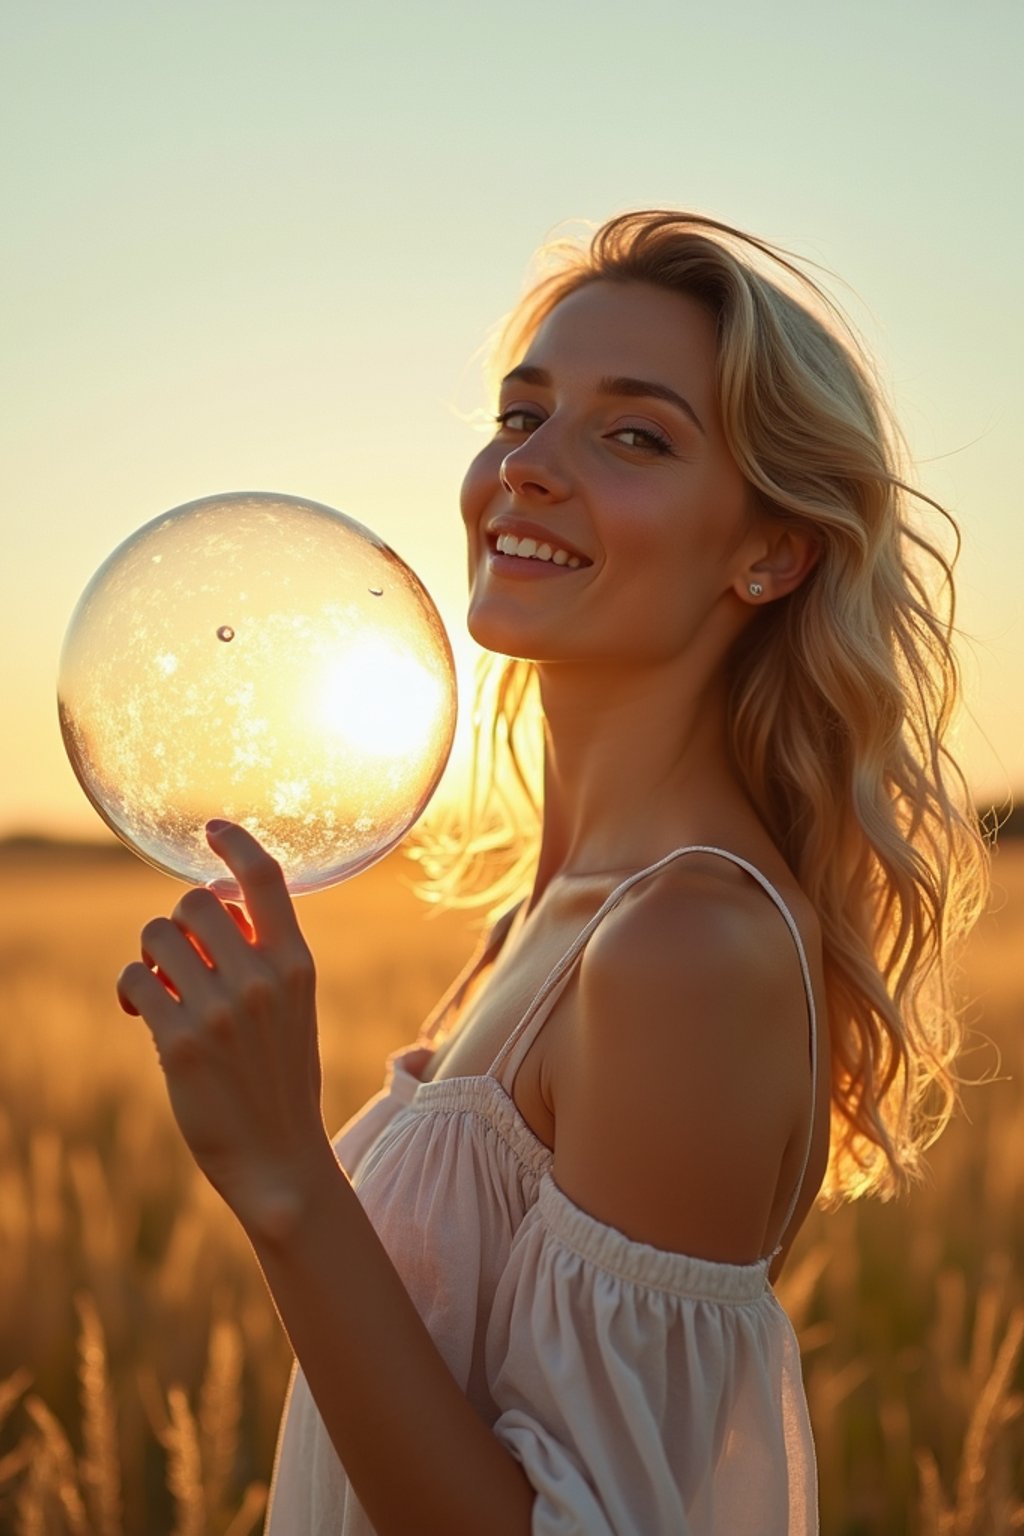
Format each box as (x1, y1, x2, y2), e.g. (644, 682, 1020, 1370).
(0, 839, 1021, 1534)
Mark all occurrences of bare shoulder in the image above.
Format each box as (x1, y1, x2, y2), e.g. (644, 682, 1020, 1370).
(549, 854, 821, 1263)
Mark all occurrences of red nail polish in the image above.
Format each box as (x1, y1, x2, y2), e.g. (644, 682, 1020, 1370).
(206, 819, 231, 833)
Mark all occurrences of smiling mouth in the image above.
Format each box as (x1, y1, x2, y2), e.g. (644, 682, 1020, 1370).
(493, 533, 584, 568)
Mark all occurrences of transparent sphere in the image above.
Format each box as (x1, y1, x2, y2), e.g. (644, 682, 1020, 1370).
(58, 492, 457, 896)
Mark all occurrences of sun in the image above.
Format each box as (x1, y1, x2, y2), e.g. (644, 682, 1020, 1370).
(312, 634, 447, 763)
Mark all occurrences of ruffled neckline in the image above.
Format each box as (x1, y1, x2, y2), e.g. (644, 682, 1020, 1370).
(388, 1048, 771, 1303)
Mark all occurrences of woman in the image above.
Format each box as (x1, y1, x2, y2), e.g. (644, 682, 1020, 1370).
(117, 211, 988, 1534)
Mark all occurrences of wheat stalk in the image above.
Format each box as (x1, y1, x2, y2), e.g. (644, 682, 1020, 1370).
(23, 1395, 91, 1536)
(917, 1446, 954, 1535)
(164, 1385, 206, 1536)
(0, 1376, 35, 1497)
(916, 1301, 1024, 1536)
(14, 1459, 47, 1536)
(0, 1440, 35, 1495)
(967, 1274, 1002, 1399)
(954, 1306, 1024, 1536)
(223, 1480, 270, 1536)
(0, 1368, 31, 1433)
(774, 1241, 830, 1333)
(199, 1311, 243, 1519)
(75, 1291, 122, 1536)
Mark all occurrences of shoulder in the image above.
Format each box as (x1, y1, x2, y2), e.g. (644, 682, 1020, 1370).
(585, 851, 816, 1027)
(549, 853, 818, 1262)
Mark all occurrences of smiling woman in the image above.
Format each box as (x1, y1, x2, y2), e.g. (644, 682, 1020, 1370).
(119, 210, 989, 1536)
(461, 281, 765, 672)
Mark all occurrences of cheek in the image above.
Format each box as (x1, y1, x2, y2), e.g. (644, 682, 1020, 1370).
(600, 491, 690, 569)
(459, 446, 499, 534)
(600, 494, 737, 615)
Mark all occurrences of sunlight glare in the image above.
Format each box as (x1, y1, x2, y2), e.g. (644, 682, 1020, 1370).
(314, 636, 445, 762)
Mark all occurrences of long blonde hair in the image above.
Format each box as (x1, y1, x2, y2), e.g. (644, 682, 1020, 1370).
(415, 210, 989, 1204)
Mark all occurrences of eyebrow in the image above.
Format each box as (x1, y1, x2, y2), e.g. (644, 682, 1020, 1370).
(501, 364, 706, 435)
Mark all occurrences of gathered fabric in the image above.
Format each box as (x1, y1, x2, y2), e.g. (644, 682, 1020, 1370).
(266, 848, 820, 1534)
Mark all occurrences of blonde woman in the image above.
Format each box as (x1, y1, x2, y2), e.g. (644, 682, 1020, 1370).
(118, 211, 987, 1534)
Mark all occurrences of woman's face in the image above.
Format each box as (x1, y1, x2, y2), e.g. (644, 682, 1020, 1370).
(460, 279, 761, 669)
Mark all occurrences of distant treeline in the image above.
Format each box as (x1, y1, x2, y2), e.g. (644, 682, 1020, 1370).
(0, 833, 136, 863)
(1, 802, 1022, 860)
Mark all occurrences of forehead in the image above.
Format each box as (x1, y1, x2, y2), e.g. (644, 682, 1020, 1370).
(519, 280, 719, 393)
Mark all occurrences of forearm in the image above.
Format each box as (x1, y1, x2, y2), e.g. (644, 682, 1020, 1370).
(249, 1139, 536, 1536)
(116, 824, 533, 1532)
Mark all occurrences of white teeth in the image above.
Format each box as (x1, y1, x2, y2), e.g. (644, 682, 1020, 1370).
(495, 532, 582, 567)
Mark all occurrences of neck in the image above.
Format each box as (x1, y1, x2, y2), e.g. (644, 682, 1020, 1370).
(529, 655, 751, 901)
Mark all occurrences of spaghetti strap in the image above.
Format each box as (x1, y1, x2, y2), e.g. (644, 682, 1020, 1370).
(486, 846, 819, 1263)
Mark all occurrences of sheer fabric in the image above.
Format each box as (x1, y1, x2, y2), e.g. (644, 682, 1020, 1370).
(266, 849, 819, 1534)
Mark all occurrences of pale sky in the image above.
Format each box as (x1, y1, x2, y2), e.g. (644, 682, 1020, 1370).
(2, 0, 1021, 837)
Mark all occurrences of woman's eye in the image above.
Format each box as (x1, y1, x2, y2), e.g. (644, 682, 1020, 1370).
(612, 425, 673, 455)
(495, 408, 543, 434)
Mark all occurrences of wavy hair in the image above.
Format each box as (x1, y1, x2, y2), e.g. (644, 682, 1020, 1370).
(414, 210, 989, 1203)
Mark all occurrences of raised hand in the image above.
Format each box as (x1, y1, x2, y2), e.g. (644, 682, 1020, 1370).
(117, 820, 330, 1238)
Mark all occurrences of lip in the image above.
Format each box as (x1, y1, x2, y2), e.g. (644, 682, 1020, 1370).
(484, 517, 592, 568)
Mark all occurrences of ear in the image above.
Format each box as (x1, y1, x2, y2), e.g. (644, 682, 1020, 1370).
(736, 525, 820, 605)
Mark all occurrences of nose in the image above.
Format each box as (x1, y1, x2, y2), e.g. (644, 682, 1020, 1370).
(498, 430, 571, 503)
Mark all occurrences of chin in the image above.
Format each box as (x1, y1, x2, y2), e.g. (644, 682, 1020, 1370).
(466, 614, 532, 662)
(465, 598, 547, 656)
(466, 598, 515, 653)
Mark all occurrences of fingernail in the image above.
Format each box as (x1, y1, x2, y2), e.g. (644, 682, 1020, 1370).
(206, 819, 231, 833)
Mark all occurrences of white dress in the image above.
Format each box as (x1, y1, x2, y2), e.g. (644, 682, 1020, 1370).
(265, 847, 820, 1534)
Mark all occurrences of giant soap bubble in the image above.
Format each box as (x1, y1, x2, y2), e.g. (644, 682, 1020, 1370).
(58, 492, 457, 896)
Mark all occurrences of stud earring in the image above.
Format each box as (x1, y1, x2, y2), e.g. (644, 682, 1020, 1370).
(748, 581, 764, 598)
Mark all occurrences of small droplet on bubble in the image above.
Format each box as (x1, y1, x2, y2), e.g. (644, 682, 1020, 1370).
(368, 586, 383, 597)
(216, 625, 235, 642)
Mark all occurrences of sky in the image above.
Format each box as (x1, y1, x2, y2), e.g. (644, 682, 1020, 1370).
(2, 0, 1021, 839)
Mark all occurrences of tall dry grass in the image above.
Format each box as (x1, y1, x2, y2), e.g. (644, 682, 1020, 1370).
(0, 838, 1021, 1533)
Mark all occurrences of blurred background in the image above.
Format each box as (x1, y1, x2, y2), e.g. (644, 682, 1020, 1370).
(1, 0, 1022, 837)
(1, 3, 1022, 1532)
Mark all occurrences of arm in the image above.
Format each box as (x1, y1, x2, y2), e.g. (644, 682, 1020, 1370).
(251, 1141, 535, 1535)
(117, 821, 534, 1536)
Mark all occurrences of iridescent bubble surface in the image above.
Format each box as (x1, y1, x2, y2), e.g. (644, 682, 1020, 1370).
(58, 492, 457, 896)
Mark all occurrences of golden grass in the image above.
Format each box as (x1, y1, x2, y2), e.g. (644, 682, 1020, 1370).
(0, 838, 1021, 1533)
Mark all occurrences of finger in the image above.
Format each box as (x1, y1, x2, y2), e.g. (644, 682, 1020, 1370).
(141, 916, 212, 998)
(117, 960, 180, 1031)
(205, 821, 302, 951)
(225, 902, 255, 944)
(173, 886, 253, 971)
(147, 961, 181, 1001)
